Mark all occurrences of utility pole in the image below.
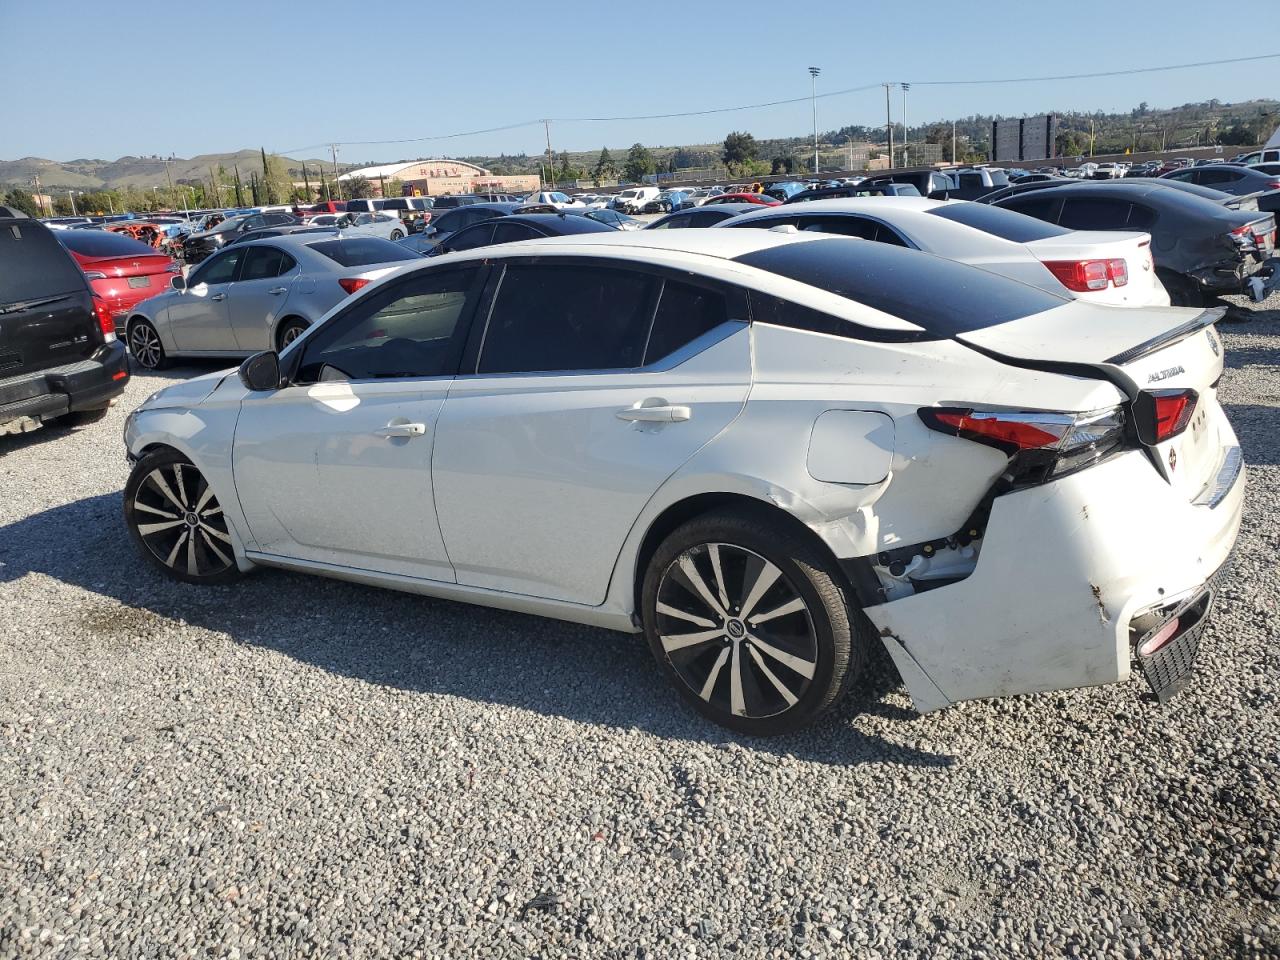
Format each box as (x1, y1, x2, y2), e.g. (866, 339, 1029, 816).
(1089, 118, 1096, 157)
(952, 120, 957, 165)
(884, 83, 894, 169)
(901, 83, 911, 166)
(31, 174, 44, 215)
(543, 120, 555, 189)
(808, 66, 821, 176)
(69, 190, 77, 216)
(330, 145, 343, 200)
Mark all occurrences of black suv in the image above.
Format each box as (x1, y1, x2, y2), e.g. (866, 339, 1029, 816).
(0, 210, 130, 436)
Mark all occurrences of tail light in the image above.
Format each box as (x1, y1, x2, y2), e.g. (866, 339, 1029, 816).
(338, 277, 371, 295)
(1131, 389, 1197, 445)
(1043, 259, 1128, 291)
(918, 405, 1127, 484)
(1265, 180, 1280, 191)
(84, 271, 107, 280)
(90, 294, 117, 343)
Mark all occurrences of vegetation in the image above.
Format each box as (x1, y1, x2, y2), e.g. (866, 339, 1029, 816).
(721, 131, 758, 175)
(623, 143, 655, 182)
(3, 188, 41, 217)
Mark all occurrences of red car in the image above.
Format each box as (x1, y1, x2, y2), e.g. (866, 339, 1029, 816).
(306, 201, 348, 214)
(55, 229, 181, 335)
(702, 192, 781, 207)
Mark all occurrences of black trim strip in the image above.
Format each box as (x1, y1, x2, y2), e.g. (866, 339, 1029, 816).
(1104, 307, 1224, 366)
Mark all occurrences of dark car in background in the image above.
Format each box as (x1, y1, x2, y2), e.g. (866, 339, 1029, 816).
(0, 211, 129, 435)
(399, 202, 524, 254)
(182, 211, 299, 263)
(644, 203, 764, 228)
(55, 229, 181, 336)
(857, 170, 957, 198)
(227, 225, 339, 246)
(1160, 164, 1280, 213)
(988, 180, 1276, 305)
(426, 212, 615, 256)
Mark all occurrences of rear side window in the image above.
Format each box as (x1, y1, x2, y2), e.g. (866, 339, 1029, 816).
(309, 237, 417, 266)
(645, 280, 730, 363)
(240, 246, 295, 280)
(446, 222, 497, 251)
(478, 265, 656, 374)
(1058, 198, 1133, 230)
(0, 221, 86, 304)
(927, 203, 1069, 242)
(733, 238, 1064, 337)
(491, 221, 538, 244)
(56, 230, 156, 258)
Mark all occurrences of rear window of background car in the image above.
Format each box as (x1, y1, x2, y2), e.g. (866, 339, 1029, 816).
(927, 202, 1070, 243)
(309, 237, 417, 266)
(0, 221, 87, 305)
(56, 229, 157, 258)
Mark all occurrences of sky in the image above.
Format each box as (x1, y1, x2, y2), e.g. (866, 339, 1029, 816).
(1, 0, 1275, 163)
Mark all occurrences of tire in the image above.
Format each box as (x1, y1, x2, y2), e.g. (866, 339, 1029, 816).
(389, 229, 404, 241)
(276, 318, 309, 351)
(127, 318, 168, 370)
(54, 405, 111, 427)
(641, 508, 868, 736)
(1158, 270, 1205, 308)
(124, 448, 241, 585)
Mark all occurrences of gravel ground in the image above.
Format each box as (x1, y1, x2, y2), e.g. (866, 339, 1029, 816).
(2, 295, 1279, 960)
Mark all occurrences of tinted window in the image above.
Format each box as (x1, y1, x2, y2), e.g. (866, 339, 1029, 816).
(192, 248, 244, 286)
(491, 221, 538, 244)
(1163, 170, 1195, 182)
(265, 213, 294, 225)
(927, 202, 1069, 242)
(1058, 198, 1132, 230)
(750, 291, 876, 340)
(56, 229, 157, 258)
(649, 214, 685, 230)
(1199, 168, 1242, 186)
(0, 221, 86, 304)
(478, 265, 656, 374)
(959, 173, 982, 189)
(240, 246, 295, 280)
(445, 223, 496, 252)
(308, 237, 417, 266)
(733, 238, 1064, 337)
(1127, 204, 1157, 229)
(1001, 195, 1061, 222)
(644, 280, 730, 363)
(297, 268, 479, 382)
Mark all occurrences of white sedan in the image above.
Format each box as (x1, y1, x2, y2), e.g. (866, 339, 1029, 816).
(122, 230, 1243, 733)
(717, 197, 1170, 307)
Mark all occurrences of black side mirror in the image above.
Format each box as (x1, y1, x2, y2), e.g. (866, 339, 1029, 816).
(170, 274, 186, 291)
(239, 351, 281, 391)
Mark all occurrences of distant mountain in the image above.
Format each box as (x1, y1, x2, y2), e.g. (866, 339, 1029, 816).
(0, 151, 343, 191)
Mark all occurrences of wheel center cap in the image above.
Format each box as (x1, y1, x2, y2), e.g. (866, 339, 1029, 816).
(726, 619, 746, 639)
(184, 512, 199, 527)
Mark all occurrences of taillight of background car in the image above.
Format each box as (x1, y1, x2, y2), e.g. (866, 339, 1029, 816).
(338, 277, 370, 295)
(1043, 259, 1128, 291)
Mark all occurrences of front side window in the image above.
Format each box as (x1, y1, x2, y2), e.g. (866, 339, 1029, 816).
(297, 267, 480, 382)
(191, 248, 244, 286)
(477, 265, 657, 374)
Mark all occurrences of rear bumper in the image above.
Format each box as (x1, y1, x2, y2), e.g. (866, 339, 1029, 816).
(0, 341, 130, 430)
(864, 447, 1245, 713)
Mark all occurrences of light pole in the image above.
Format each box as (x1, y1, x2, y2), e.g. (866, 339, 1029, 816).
(68, 190, 78, 217)
(808, 66, 821, 175)
(901, 83, 911, 166)
(884, 83, 894, 168)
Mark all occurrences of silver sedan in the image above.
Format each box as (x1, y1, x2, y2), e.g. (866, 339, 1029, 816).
(123, 234, 418, 369)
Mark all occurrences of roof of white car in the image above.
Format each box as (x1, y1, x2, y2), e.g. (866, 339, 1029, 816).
(465, 226, 827, 261)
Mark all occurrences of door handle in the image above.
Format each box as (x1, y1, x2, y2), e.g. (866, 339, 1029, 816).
(210, 293, 226, 301)
(268, 287, 288, 295)
(616, 403, 692, 423)
(375, 422, 427, 438)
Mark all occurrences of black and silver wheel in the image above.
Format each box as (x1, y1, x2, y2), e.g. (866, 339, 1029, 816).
(276, 318, 308, 351)
(124, 449, 240, 585)
(642, 509, 866, 735)
(389, 229, 404, 241)
(128, 318, 167, 370)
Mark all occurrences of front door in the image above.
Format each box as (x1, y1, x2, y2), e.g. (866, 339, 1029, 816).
(167, 246, 243, 351)
(431, 261, 751, 605)
(232, 265, 485, 580)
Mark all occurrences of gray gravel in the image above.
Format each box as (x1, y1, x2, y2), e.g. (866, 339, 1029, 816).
(2, 294, 1279, 959)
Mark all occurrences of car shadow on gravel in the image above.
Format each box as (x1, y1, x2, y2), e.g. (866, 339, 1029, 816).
(1222, 405, 1280, 466)
(0, 493, 952, 770)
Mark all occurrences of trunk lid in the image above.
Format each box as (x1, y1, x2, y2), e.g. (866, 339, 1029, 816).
(1023, 230, 1165, 306)
(956, 301, 1228, 500)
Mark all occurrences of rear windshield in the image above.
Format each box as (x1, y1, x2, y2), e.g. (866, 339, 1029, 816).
(733, 237, 1065, 336)
(0, 220, 87, 305)
(56, 229, 158, 258)
(927, 203, 1069, 242)
(308, 237, 418, 267)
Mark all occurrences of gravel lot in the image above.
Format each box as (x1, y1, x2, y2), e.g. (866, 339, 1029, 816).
(2, 295, 1279, 959)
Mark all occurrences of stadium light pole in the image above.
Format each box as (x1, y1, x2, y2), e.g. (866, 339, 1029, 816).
(808, 67, 821, 175)
(902, 82, 911, 166)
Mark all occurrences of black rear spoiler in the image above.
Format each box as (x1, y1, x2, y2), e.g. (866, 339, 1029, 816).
(1105, 307, 1225, 366)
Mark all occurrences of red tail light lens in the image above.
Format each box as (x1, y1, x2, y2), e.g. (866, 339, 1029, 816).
(1043, 259, 1111, 291)
(1106, 258, 1128, 286)
(91, 294, 117, 342)
(928, 411, 1062, 451)
(1151, 390, 1197, 442)
(338, 277, 371, 295)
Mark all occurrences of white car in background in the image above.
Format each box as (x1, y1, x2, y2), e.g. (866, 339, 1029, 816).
(523, 191, 585, 209)
(335, 212, 408, 241)
(718, 197, 1170, 307)
(122, 229, 1241, 734)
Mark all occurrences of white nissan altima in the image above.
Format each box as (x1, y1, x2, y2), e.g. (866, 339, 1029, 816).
(122, 230, 1244, 734)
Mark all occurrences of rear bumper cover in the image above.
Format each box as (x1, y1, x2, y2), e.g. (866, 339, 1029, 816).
(0, 340, 129, 428)
(864, 448, 1245, 713)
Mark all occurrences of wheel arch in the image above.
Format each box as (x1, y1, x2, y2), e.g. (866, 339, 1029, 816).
(273, 314, 310, 352)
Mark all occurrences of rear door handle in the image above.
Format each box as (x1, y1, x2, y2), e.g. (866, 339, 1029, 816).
(616, 403, 692, 423)
(375, 422, 427, 438)
(210, 293, 226, 301)
(268, 287, 288, 295)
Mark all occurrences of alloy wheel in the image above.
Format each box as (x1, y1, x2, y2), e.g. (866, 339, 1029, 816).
(280, 323, 305, 347)
(129, 322, 162, 369)
(655, 542, 818, 719)
(131, 462, 234, 578)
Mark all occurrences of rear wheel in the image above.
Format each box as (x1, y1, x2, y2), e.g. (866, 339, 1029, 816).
(641, 509, 867, 735)
(128, 318, 168, 370)
(276, 318, 309, 351)
(124, 448, 241, 585)
(389, 229, 404, 241)
(1158, 270, 1205, 308)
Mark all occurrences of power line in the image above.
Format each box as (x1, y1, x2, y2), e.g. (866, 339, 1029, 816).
(908, 53, 1280, 87)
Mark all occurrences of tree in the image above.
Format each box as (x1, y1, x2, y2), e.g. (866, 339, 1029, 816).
(770, 156, 797, 175)
(722, 131, 758, 175)
(623, 143, 655, 182)
(3, 188, 40, 217)
(593, 147, 616, 185)
(385, 178, 405, 198)
(343, 176, 374, 199)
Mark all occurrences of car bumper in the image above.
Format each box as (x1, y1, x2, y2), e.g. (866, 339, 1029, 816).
(0, 340, 130, 433)
(864, 447, 1245, 713)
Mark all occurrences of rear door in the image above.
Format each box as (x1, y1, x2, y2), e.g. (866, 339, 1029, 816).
(226, 245, 299, 351)
(431, 260, 751, 605)
(166, 247, 243, 351)
(0, 219, 97, 376)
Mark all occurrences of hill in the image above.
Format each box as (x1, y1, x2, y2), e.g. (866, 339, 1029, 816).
(0, 151, 343, 192)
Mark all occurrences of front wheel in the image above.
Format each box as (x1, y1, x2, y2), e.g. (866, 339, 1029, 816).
(124, 449, 241, 585)
(389, 229, 404, 241)
(641, 508, 867, 735)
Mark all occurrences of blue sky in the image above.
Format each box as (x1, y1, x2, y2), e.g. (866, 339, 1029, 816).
(1, 0, 1273, 162)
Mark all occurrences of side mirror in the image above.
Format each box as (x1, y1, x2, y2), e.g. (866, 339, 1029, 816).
(170, 274, 186, 291)
(239, 351, 281, 392)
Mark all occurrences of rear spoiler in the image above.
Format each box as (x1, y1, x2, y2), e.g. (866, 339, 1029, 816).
(1104, 307, 1226, 366)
